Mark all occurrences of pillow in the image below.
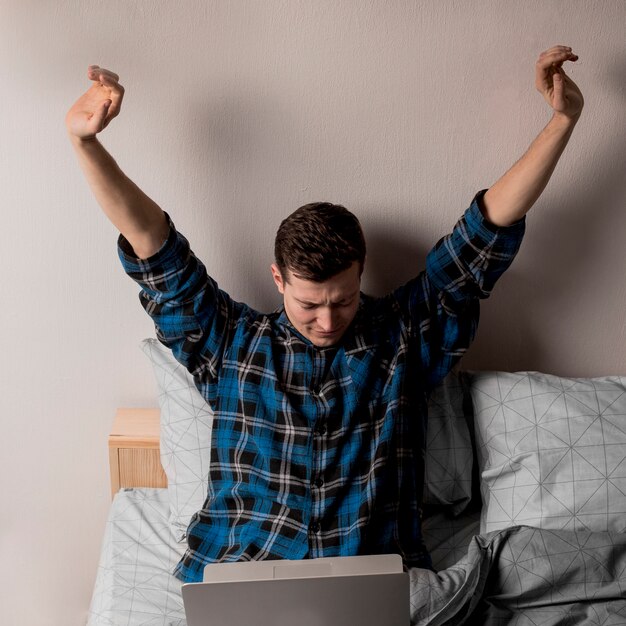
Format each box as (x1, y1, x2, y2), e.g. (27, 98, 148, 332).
(469, 371, 626, 534)
(423, 370, 475, 516)
(140, 338, 213, 541)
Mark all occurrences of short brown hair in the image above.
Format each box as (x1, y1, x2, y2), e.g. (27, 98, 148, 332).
(274, 202, 366, 282)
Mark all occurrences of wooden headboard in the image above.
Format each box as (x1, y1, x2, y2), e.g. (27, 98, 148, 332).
(108, 408, 167, 498)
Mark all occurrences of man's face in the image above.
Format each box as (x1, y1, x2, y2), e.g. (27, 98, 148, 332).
(271, 262, 361, 348)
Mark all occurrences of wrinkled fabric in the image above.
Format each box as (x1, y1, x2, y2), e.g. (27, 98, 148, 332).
(409, 526, 626, 625)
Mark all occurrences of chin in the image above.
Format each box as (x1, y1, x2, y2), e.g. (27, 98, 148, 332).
(310, 331, 343, 347)
(312, 339, 335, 348)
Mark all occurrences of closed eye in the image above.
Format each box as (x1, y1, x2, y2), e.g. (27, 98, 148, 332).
(297, 296, 357, 310)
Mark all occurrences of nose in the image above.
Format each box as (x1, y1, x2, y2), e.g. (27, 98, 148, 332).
(317, 308, 338, 332)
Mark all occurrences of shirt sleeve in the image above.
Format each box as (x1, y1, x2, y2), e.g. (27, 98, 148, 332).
(392, 190, 526, 390)
(117, 212, 243, 403)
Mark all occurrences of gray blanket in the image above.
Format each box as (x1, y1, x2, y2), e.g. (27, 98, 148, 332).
(409, 526, 626, 625)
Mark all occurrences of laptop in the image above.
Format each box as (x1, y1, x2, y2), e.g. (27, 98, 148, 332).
(182, 554, 410, 626)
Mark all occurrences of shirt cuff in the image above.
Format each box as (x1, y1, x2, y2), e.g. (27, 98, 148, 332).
(117, 212, 184, 272)
(465, 189, 526, 242)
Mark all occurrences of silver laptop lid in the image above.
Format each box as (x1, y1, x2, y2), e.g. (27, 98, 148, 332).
(183, 571, 410, 626)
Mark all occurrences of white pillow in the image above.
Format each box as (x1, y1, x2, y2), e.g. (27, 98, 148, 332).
(469, 371, 626, 533)
(423, 370, 474, 515)
(140, 338, 213, 541)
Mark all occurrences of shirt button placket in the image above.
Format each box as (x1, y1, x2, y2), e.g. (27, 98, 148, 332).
(310, 379, 328, 556)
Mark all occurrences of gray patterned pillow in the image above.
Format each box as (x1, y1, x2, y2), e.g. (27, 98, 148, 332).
(140, 338, 213, 541)
(469, 371, 626, 533)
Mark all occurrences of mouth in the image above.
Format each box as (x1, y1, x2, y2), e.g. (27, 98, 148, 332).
(316, 329, 341, 336)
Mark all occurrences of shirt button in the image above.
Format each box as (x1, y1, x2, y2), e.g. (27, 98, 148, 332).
(310, 521, 321, 533)
(313, 477, 324, 488)
(316, 423, 327, 436)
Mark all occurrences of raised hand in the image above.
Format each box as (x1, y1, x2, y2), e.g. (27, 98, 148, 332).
(535, 46, 584, 121)
(482, 45, 585, 226)
(66, 66, 125, 140)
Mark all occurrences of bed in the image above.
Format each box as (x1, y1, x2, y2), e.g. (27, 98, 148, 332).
(87, 338, 626, 625)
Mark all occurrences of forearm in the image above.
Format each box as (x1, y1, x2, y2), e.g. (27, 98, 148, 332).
(69, 135, 169, 258)
(482, 113, 579, 227)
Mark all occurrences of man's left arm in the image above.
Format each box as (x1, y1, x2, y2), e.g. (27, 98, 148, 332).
(481, 45, 584, 227)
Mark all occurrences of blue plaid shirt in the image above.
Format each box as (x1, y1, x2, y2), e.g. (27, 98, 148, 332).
(118, 190, 525, 583)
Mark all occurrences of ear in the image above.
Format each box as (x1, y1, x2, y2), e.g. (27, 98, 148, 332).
(270, 263, 285, 294)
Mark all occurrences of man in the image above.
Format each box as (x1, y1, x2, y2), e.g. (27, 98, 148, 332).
(66, 46, 583, 582)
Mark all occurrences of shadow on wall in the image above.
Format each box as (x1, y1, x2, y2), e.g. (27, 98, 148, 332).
(456, 51, 626, 375)
(364, 103, 626, 376)
(362, 227, 429, 298)
(467, 138, 626, 373)
(182, 88, 296, 313)
(179, 53, 626, 376)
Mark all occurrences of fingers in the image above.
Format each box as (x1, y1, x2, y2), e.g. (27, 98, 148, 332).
(538, 45, 576, 59)
(536, 46, 578, 74)
(535, 45, 579, 94)
(533, 46, 584, 117)
(88, 65, 120, 82)
(87, 65, 124, 97)
(87, 64, 125, 122)
(551, 70, 565, 111)
(89, 99, 112, 134)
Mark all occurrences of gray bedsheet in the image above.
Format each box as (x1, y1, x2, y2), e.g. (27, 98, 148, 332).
(89, 490, 626, 625)
(410, 525, 626, 625)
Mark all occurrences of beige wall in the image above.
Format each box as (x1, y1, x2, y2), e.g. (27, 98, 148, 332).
(1, 1, 625, 623)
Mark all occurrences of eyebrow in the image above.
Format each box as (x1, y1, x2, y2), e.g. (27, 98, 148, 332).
(294, 291, 359, 307)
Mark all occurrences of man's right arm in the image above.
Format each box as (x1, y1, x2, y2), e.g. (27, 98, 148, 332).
(66, 66, 169, 259)
(68, 66, 245, 399)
